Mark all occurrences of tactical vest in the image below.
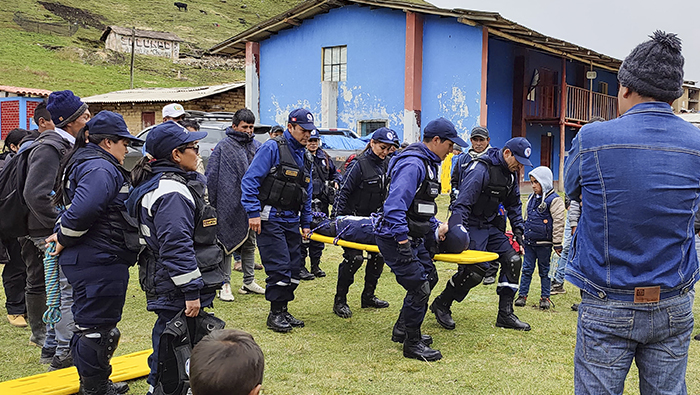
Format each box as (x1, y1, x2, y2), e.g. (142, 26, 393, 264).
(61, 148, 141, 254)
(258, 136, 312, 212)
(310, 150, 334, 203)
(138, 173, 226, 298)
(406, 159, 441, 238)
(471, 158, 514, 219)
(349, 155, 386, 216)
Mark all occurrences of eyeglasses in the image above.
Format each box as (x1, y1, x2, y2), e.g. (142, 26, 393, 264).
(184, 144, 199, 154)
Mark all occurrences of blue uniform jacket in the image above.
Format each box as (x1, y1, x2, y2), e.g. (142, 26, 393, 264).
(450, 147, 524, 233)
(332, 149, 384, 217)
(376, 143, 440, 242)
(564, 101, 700, 301)
(125, 162, 213, 311)
(241, 130, 313, 227)
(56, 143, 137, 266)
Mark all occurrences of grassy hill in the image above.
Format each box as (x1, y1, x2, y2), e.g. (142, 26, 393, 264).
(0, 0, 303, 96)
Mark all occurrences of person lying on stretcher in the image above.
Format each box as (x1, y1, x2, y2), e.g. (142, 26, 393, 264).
(309, 212, 470, 256)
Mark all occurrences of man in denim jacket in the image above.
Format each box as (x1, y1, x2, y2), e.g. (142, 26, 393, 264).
(564, 31, 699, 395)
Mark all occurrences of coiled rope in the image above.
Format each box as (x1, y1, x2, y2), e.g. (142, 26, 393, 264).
(42, 242, 61, 328)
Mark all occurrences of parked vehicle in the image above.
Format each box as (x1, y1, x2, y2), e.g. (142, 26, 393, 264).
(316, 128, 366, 169)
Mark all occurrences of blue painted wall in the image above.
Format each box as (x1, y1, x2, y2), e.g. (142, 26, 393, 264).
(486, 38, 515, 149)
(259, 5, 406, 137)
(421, 15, 482, 143)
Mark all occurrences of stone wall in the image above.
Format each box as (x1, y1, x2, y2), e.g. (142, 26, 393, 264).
(87, 88, 245, 134)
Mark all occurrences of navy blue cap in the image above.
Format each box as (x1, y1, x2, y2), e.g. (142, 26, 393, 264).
(423, 118, 468, 147)
(371, 127, 398, 146)
(288, 108, 317, 131)
(87, 111, 143, 144)
(439, 224, 470, 254)
(503, 137, 533, 167)
(309, 129, 320, 140)
(146, 121, 207, 159)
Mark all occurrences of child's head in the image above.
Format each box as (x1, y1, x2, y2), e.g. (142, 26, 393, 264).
(529, 175, 542, 195)
(190, 329, 264, 395)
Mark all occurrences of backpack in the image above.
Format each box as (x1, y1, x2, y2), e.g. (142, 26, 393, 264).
(153, 309, 226, 395)
(0, 136, 66, 239)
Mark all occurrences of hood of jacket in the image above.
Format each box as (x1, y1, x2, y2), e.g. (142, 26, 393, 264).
(529, 166, 554, 195)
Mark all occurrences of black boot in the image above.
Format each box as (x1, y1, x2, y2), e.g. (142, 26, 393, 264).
(78, 378, 129, 395)
(25, 293, 47, 347)
(80, 371, 120, 395)
(299, 266, 315, 281)
(282, 303, 304, 328)
(267, 302, 293, 332)
(496, 294, 531, 331)
(429, 294, 455, 330)
(391, 311, 433, 346)
(333, 294, 352, 318)
(361, 282, 389, 309)
(403, 327, 442, 362)
(310, 257, 326, 278)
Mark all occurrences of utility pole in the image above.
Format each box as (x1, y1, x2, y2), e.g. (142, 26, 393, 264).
(129, 27, 136, 89)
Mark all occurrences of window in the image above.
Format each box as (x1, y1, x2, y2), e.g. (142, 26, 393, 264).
(359, 119, 387, 137)
(599, 82, 609, 95)
(323, 46, 347, 82)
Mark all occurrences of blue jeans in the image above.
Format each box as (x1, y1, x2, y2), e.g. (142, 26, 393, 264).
(574, 291, 694, 394)
(519, 244, 552, 298)
(554, 216, 572, 284)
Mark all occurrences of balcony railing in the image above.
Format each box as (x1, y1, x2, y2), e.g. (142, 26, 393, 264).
(525, 85, 618, 123)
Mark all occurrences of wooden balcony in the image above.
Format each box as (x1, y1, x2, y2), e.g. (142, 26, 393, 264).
(525, 85, 618, 125)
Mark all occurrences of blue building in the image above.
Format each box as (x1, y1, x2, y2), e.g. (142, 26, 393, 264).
(210, 0, 621, 187)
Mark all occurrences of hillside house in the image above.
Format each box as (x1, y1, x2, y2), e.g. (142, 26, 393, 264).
(83, 82, 245, 133)
(210, 0, 623, 186)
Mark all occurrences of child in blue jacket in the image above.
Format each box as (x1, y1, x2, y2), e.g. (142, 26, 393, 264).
(515, 166, 565, 309)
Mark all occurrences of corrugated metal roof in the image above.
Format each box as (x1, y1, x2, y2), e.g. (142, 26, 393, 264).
(209, 0, 622, 72)
(679, 113, 700, 126)
(0, 85, 51, 97)
(100, 26, 184, 42)
(82, 82, 244, 104)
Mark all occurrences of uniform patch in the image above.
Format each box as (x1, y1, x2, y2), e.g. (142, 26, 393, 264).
(202, 218, 217, 227)
(285, 169, 299, 177)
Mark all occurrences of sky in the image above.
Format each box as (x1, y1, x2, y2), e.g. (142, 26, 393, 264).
(428, 0, 700, 83)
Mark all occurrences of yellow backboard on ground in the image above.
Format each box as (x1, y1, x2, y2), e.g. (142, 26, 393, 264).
(0, 350, 150, 395)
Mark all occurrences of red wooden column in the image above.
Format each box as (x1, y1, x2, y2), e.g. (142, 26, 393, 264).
(558, 58, 567, 191)
(480, 27, 489, 127)
(404, 11, 423, 143)
(245, 41, 260, 121)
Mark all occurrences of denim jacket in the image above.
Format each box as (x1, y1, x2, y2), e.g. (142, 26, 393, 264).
(564, 101, 700, 301)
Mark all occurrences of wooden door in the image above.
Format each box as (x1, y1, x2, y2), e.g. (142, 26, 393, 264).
(540, 134, 553, 168)
(141, 112, 156, 129)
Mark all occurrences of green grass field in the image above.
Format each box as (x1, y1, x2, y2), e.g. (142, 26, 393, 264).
(0, 195, 699, 394)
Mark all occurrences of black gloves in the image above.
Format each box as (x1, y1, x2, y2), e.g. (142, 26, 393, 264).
(512, 228, 524, 248)
(397, 241, 414, 263)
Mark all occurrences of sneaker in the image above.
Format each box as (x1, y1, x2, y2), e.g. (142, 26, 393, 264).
(539, 297, 554, 310)
(514, 295, 527, 307)
(239, 281, 265, 295)
(40, 346, 56, 364)
(48, 354, 74, 371)
(550, 282, 566, 295)
(7, 314, 27, 327)
(218, 283, 235, 302)
(233, 260, 243, 272)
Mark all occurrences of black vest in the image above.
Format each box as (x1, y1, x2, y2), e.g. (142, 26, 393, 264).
(405, 159, 441, 238)
(471, 158, 514, 219)
(258, 136, 312, 211)
(139, 173, 226, 298)
(348, 155, 386, 216)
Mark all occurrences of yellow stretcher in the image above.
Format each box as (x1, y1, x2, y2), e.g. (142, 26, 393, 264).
(308, 233, 498, 264)
(0, 350, 150, 395)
